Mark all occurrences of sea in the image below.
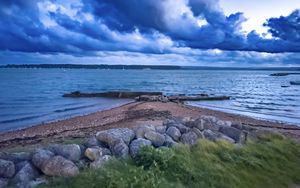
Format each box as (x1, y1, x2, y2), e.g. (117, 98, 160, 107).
(0, 68, 299, 132)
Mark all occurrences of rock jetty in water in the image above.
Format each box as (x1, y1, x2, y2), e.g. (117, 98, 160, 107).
(63, 91, 163, 98)
(63, 91, 230, 102)
(270, 72, 300, 76)
(290, 81, 300, 85)
(0, 115, 269, 188)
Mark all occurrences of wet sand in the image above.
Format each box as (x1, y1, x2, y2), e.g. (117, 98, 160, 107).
(1, 101, 300, 149)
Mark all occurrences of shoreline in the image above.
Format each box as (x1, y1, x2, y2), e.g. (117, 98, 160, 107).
(188, 102, 300, 126)
(1, 101, 300, 150)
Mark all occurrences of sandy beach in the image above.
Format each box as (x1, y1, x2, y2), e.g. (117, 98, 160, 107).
(1, 101, 300, 150)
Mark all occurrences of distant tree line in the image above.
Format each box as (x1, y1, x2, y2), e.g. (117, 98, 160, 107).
(1, 64, 300, 71)
(2, 64, 182, 70)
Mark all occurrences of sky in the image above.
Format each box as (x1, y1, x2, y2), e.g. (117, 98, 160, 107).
(0, 0, 299, 66)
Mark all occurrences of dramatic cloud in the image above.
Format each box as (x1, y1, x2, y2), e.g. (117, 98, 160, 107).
(83, 0, 248, 50)
(265, 10, 300, 42)
(0, 0, 299, 65)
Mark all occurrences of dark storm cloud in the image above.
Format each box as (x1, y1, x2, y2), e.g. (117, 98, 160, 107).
(244, 10, 300, 53)
(84, 0, 246, 48)
(0, 0, 299, 55)
(264, 10, 300, 42)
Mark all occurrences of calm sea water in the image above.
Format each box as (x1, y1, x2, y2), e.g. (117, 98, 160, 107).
(0, 68, 299, 132)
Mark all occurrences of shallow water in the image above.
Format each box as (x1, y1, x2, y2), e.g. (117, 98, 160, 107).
(0, 68, 299, 131)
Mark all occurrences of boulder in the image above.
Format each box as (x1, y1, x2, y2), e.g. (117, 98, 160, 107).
(41, 156, 79, 177)
(111, 141, 129, 158)
(12, 161, 40, 188)
(191, 127, 204, 139)
(164, 135, 177, 147)
(84, 136, 102, 148)
(219, 126, 245, 143)
(0, 178, 8, 188)
(85, 148, 102, 161)
(194, 119, 205, 131)
(48, 144, 82, 162)
(96, 128, 135, 146)
(98, 147, 111, 156)
(135, 126, 155, 139)
(15, 161, 30, 172)
(180, 117, 195, 126)
(90, 155, 112, 169)
(166, 127, 181, 141)
(187, 118, 205, 131)
(164, 119, 190, 134)
(216, 120, 232, 127)
(201, 115, 218, 123)
(129, 138, 152, 157)
(0, 159, 15, 178)
(85, 147, 111, 161)
(180, 132, 198, 145)
(231, 123, 256, 132)
(203, 130, 219, 141)
(144, 131, 165, 147)
(231, 123, 243, 130)
(217, 134, 235, 143)
(32, 149, 54, 170)
(201, 116, 220, 131)
(155, 125, 167, 134)
(0, 152, 31, 163)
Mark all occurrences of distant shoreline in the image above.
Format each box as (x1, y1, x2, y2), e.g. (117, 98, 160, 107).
(1, 64, 300, 71)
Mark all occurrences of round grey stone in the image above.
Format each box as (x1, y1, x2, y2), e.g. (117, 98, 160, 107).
(96, 128, 135, 146)
(166, 127, 181, 141)
(48, 144, 82, 162)
(219, 126, 245, 143)
(144, 131, 165, 147)
(111, 141, 129, 158)
(84, 136, 102, 148)
(164, 119, 190, 134)
(135, 126, 155, 139)
(155, 125, 167, 134)
(180, 131, 198, 145)
(41, 156, 79, 177)
(85, 148, 102, 161)
(129, 138, 152, 157)
(191, 127, 204, 139)
(12, 161, 40, 188)
(164, 135, 177, 147)
(32, 149, 54, 170)
(85, 147, 111, 161)
(203, 129, 219, 141)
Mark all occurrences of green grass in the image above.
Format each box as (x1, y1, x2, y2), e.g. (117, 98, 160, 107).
(40, 134, 300, 188)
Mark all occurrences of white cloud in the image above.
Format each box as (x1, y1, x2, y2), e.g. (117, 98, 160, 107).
(219, 0, 299, 34)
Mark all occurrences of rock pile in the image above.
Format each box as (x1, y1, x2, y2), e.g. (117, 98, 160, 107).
(135, 94, 230, 102)
(0, 115, 255, 188)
